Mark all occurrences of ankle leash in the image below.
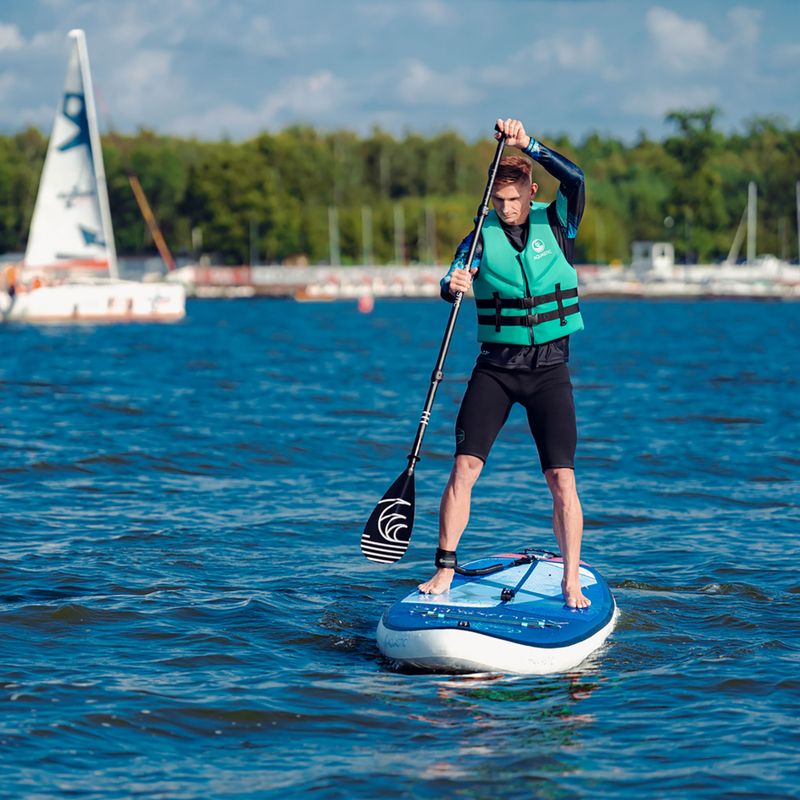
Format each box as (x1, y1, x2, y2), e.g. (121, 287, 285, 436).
(435, 548, 457, 569)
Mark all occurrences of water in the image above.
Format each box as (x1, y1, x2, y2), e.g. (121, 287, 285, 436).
(1, 298, 798, 799)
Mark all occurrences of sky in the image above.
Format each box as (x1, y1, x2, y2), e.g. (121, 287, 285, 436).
(0, 0, 798, 143)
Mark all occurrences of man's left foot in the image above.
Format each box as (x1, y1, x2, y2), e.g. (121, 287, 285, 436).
(562, 578, 591, 609)
(418, 568, 454, 595)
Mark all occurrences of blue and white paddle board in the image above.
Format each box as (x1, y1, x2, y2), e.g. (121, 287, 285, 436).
(377, 550, 617, 674)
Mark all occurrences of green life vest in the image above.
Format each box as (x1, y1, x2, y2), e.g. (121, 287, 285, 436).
(472, 203, 584, 345)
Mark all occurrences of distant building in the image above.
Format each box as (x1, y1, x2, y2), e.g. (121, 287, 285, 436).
(631, 242, 675, 275)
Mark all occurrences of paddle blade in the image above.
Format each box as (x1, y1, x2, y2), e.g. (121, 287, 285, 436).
(360, 471, 415, 564)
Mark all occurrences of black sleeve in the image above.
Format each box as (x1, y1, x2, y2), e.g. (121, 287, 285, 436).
(525, 138, 585, 238)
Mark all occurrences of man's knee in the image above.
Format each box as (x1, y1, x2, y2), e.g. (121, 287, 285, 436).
(451, 454, 484, 488)
(545, 467, 576, 501)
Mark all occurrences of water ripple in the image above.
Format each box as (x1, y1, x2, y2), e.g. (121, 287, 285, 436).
(0, 299, 798, 798)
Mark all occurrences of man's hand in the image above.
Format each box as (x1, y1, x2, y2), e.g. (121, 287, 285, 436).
(449, 266, 476, 295)
(495, 118, 531, 150)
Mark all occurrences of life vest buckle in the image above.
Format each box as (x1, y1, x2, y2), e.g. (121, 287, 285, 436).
(525, 313, 539, 326)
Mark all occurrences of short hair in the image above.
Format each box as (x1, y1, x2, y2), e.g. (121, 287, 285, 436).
(495, 155, 532, 186)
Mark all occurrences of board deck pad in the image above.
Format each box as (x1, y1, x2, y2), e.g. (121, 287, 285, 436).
(381, 555, 615, 649)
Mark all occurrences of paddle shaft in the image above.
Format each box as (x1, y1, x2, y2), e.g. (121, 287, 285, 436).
(404, 133, 507, 476)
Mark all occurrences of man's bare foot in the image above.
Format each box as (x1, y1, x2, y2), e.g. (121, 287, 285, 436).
(562, 578, 591, 609)
(418, 568, 454, 595)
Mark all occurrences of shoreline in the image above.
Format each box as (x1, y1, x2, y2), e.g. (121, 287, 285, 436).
(163, 263, 800, 301)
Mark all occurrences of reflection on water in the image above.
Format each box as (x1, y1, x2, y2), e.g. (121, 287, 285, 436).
(411, 672, 605, 796)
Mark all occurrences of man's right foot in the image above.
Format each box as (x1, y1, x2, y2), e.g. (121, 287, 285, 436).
(418, 568, 454, 595)
(562, 578, 591, 609)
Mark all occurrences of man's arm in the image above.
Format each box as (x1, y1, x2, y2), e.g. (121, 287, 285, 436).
(494, 118, 585, 239)
(523, 137, 585, 239)
(439, 231, 483, 302)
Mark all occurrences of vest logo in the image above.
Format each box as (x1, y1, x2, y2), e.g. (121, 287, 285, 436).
(531, 237, 552, 260)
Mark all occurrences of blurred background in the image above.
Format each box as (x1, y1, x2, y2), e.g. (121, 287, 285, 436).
(1, 0, 798, 267)
(2, 295, 797, 799)
(1, 3, 799, 798)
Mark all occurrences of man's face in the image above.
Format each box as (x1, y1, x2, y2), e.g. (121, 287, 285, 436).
(491, 180, 536, 225)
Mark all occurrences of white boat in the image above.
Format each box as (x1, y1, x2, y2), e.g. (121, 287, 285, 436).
(0, 29, 185, 323)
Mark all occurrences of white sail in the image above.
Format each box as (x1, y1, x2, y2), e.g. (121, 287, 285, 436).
(24, 29, 117, 278)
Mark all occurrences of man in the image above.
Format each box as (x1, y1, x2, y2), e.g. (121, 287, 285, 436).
(418, 117, 590, 609)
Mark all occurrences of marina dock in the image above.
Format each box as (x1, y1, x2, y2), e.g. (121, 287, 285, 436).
(165, 255, 800, 301)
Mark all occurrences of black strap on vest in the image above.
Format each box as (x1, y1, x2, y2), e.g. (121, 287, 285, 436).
(554, 283, 566, 326)
(475, 286, 578, 311)
(478, 287, 579, 332)
(491, 292, 501, 332)
(477, 302, 580, 330)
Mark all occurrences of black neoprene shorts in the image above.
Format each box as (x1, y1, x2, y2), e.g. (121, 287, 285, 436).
(454, 363, 577, 472)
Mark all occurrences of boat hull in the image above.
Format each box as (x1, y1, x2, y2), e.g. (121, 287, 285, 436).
(1, 281, 185, 323)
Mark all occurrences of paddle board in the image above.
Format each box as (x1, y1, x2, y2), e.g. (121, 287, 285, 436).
(377, 550, 617, 674)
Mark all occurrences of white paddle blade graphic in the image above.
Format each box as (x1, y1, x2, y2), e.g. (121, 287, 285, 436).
(361, 471, 415, 563)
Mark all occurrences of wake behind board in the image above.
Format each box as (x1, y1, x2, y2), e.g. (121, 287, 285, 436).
(377, 550, 617, 675)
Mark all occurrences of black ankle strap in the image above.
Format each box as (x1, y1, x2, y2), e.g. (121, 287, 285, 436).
(435, 548, 457, 569)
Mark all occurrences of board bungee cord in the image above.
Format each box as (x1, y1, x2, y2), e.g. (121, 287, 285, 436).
(442, 547, 557, 578)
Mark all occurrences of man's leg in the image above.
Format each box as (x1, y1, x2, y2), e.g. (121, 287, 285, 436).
(545, 468, 590, 608)
(523, 364, 588, 607)
(418, 454, 483, 594)
(418, 367, 511, 594)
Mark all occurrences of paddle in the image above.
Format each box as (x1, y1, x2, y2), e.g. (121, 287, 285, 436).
(361, 126, 508, 564)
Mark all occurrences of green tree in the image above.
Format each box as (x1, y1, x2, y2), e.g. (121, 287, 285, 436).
(663, 108, 728, 261)
(3, 113, 800, 267)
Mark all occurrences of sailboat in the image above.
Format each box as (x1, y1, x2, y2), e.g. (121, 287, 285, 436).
(0, 29, 185, 323)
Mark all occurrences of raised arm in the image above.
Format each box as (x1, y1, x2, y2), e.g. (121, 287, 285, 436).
(493, 118, 585, 238)
(523, 137, 585, 238)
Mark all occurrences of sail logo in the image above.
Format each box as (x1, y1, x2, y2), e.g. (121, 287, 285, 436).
(57, 185, 96, 209)
(377, 497, 412, 543)
(79, 226, 106, 247)
(58, 92, 90, 152)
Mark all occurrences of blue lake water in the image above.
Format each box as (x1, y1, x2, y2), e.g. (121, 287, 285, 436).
(1, 297, 799, 799)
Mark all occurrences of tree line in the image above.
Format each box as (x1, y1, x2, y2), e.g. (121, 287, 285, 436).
(1, 108, 798, 266)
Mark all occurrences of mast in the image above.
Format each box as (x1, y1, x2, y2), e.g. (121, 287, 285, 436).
(361, 205, 373, 265)
(328, 207, 340, 266)
(796, 181, 799, 264)
(746, 181, 756, 265)
(71, 29, 118, 278)
(394, 203, 405, 265)
(725, 205, 747, 265)
(127, 173, 177, 271)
